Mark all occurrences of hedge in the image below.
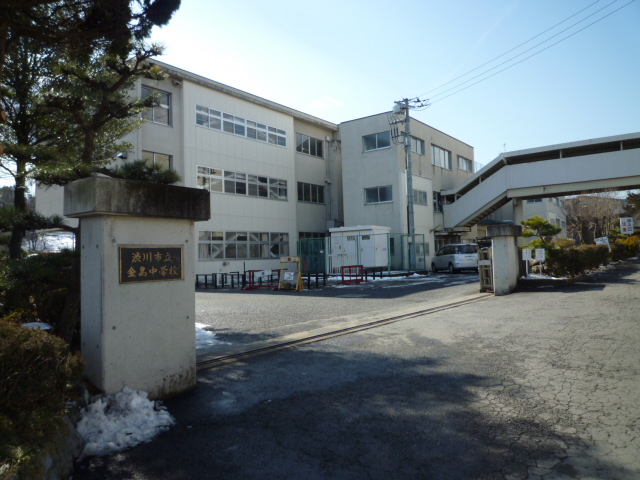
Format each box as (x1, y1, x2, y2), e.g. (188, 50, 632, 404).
(0, 319, 83, 479)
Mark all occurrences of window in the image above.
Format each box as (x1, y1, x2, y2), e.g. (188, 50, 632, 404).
(527, 198, 543, 203)
(365, 185, 392, 204)
(433, 192, 443, 213)
(196, 105, 286, 146)
(299, 232, 326, 239)
(432, 145, 452, 169)
(269, 178, 288, 200)
(411, 137, 425, 155)
(198, 231, 289, 260)
(363, 131, 391, 151)
(413, 189, 428, 205)
(142, 151, 172, 170)
(297, 182, 325, 204)
(458, 156, 473, 172)
(141, 86, 171, 125)
(296, 134, 324, 158)
(197, 166, 286, 200)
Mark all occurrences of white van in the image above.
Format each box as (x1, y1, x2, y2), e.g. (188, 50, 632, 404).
(431, 243, 479, 273)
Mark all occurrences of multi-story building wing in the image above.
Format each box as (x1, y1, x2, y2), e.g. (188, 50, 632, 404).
(337, 113, 479, 269)
(37, 61, 342, 275)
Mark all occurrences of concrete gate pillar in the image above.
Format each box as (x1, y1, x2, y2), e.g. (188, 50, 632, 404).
(488, 223, 523, 296)
(64, 177, 210, 398)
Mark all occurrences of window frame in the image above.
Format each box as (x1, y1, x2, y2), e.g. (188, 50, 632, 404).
(197, 166, 287, 201)
(365, 185, 393, 204)
(458, 155, 473, 172)
(433, 191, 443, 213)
(195, 104, 286, 147)
(198, 230, 290, 261)
(363, 131, 391, 152)
(141, 86, 171, 125)
(142, 151, 173, 170)
(297, 182, 325, 204)
(411, 136, 425, 155)
(432, 145, 452, 170)
(413, 189, 428, 205)
(296, 133, 324, 158)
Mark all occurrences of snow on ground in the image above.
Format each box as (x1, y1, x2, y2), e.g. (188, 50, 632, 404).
(196, 322, 225, 349)
(76, 325, 223, 457)
(76, 387, 175, 458)
(22, 232, 75, 252)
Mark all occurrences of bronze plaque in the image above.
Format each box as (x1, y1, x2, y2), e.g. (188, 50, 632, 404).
(119, 246, 183, 284)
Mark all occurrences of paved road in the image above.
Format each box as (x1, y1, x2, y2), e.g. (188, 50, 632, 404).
(74, 262, 640, 479)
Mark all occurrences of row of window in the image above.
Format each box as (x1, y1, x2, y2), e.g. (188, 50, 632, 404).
(527, 197, 565, 207)
(198, 231, 289, 260)
(197, 166, 288, 200)
(196, 105, 287, 147)
(362, 131, 473, 173)
(365, 186, 439, 210)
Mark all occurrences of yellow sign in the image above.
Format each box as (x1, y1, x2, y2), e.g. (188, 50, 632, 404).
(279, 256, 303, 291)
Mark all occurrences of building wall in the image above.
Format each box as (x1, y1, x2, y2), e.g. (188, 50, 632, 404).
(35, 62, 482, 274)
(338, 113, 477, 267)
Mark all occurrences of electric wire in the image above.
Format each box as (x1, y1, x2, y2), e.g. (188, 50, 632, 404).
(415, 0, 604, 100)
(408, 0, 634, 106)
(427, 0, 624, 102)
(428, 0, 635, 105)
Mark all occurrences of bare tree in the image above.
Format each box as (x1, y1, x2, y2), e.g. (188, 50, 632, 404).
(565, 192, 624, 244)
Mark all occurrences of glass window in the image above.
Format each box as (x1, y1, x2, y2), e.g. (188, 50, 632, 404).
(297, 182, 325, 204)
(433, 192, 443, 212)
(196, 105, 285, 146)
(458, 156, 473, 172)
(413, 189, 428, 205)
(142, 151, 172, 170)
(141, 86, 171, 125)
(365, 186, 392, 204)
(197, 167, 285, 200)
(411, 137, 425, 155)
(296, 133, 324, 158)
(363, 132, 391, 151)
(432, 145, 452, 169)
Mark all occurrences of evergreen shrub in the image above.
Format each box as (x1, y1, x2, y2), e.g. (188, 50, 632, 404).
(545, 244, 609, 278)
(610, 236, 640, 261)
(0, 321, 83, 479)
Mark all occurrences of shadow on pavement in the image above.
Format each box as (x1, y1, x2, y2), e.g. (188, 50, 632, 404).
(72, 333, 634, 480)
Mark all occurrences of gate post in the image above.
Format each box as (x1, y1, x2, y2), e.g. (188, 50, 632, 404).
(488, 224, 523, 296)
(64, 177, 210, 399)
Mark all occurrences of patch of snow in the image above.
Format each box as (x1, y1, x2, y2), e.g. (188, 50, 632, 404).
(195, 322, 224, 350)
(76, 387, 174, 458)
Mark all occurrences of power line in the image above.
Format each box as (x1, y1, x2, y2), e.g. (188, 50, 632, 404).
(415, 0, 604, 100)
(412, 0, 634, 105)
(429, 0, 635, 105)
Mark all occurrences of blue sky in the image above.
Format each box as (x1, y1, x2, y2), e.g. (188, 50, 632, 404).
(150, 0, 640, 168)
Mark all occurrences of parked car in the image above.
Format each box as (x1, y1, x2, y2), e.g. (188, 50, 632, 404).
(431, 243, 479, 273)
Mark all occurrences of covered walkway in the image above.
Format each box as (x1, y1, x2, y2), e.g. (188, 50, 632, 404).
(443, 132, 640, 229)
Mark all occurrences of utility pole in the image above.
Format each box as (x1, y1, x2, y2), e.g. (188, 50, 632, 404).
(392, 97, 429, 271)
(402, 98, 417, 271)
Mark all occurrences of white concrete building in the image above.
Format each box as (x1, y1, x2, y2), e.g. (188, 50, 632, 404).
(38, 61, 342, 275)
(337, 113, 480, 270)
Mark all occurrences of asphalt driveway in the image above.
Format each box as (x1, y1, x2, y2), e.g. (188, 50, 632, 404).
(74, 262, 640, 479)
